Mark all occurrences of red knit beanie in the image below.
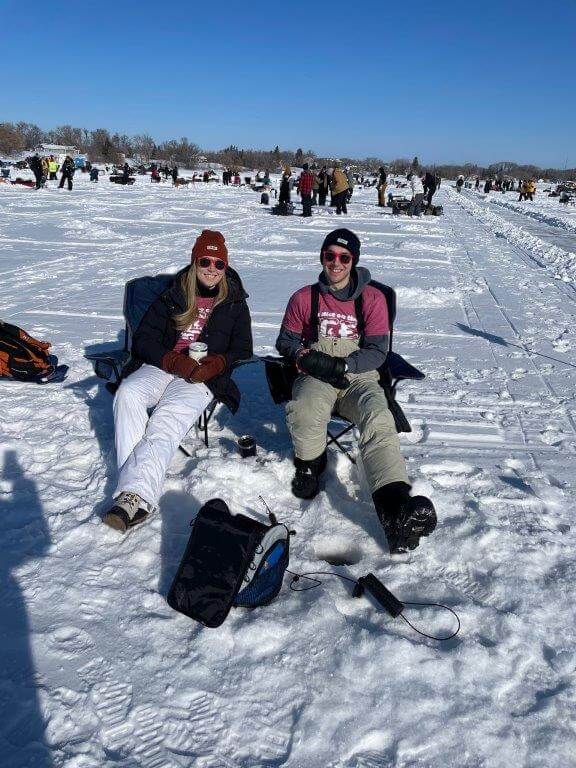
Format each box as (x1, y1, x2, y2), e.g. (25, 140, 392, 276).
(191, 230, 228, 264)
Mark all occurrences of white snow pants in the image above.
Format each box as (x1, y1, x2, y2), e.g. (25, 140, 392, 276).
(113, 364, 213, 506)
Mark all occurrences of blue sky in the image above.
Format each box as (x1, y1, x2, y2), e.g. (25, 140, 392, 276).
(1, 0, 574, 167)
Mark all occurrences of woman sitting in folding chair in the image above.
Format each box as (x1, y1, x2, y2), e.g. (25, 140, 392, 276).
(275, 228, 436, 554)
(103, 230, 253, 533)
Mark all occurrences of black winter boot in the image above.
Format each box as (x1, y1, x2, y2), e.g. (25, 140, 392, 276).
(291, 452, 327, 500)
(373, 482, 437, 554)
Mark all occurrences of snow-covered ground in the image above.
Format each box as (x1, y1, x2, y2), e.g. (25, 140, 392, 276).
(1, 174, 576, 768)
(455, 185, 576, 282)
(484, 184, 576, 233)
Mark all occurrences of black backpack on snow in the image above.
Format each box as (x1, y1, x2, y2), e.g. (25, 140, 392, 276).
(167, 498, 291, 628)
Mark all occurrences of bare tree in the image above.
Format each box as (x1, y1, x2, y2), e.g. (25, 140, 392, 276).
(0, 123, 25, 155)
(89, 129, 121, 163)
(15, 121, 45, 149)
(157, 138, 200, 168)
(132, 134, 156, 162)
(49, 125, 84, 148)
(389, 158, 411, 174)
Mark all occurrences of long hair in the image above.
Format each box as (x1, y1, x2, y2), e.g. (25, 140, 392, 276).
(174, 262, 229, 331)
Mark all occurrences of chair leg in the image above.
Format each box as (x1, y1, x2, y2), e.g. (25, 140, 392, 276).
(326, 428, 357, 464)
(196, 400, 218, 448)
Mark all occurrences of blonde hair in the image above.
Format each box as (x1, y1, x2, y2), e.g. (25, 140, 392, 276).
(174, 262, 228, 331)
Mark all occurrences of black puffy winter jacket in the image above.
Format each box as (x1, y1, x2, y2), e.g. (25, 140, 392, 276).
(130, 266, 253, 413)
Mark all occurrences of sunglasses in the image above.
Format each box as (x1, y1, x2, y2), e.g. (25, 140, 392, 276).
(197, 256, 227, 271)
(322, 250, 352, 265)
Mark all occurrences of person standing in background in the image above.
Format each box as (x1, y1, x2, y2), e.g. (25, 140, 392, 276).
(317, 166, 329, 206)
(279, 168, 292, 213)
(345, 166, 355, 202)
(423, 170, 437, 208)
(331, 165, 350, 215)
(48, 156, 59, 180)
(28, 154, 44, 189)
(377, 167, 387, 207)
(59, 156, 75, 191)
(312, 169, 320, 205)
(407, 172, 425, 217)
(299, 163, 314, 217)
(40, 156, 49, 185)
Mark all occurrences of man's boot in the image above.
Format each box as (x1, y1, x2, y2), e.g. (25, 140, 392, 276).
(373, 482, 437, 554)
(291, 452, 327, 500)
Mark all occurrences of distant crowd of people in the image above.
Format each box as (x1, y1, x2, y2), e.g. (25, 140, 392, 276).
(455, 174, 537, 200)
(13, 156, 541, 210)
(275, 163, 430, 217)
(26, 153, 77, 190)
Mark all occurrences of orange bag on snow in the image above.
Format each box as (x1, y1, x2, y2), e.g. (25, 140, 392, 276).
(0, 321, 58, 382)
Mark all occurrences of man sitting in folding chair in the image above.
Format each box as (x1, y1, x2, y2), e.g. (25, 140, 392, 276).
(275, 228, 436, 554)
(103, 230, 253, 533)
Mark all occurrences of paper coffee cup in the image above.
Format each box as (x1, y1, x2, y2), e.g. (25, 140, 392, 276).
(189, 342, 208, 361)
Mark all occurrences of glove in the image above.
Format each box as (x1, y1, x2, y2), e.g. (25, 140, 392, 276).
(189, 353, 227, 383)
(298, 350, 349, 388)
(161, 351, 200, 381)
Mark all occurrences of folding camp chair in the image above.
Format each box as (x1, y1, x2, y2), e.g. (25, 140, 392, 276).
(262, 283, 424, 464)
(85, 273, 230, 455)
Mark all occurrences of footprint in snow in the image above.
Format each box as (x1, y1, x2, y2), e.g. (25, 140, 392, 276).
(45, 625, 94, 657)
(164, 692, 225, 756)
(91, 679, 133, 727)
(340, 749, 395, 768)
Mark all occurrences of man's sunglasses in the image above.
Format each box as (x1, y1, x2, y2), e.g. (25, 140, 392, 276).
(197, 256, 227, 271)
(322, 250, 352, 265)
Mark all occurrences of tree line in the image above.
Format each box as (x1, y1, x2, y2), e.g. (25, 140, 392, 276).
(0, 122, 200, 167)
(0, 121, 573, 180)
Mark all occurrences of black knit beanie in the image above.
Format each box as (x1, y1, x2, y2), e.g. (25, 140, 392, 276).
(320, 228, 361, 265)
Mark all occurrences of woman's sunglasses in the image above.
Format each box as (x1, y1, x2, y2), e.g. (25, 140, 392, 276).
(322, 250, 352, 265)
(197, 256, 227, 271)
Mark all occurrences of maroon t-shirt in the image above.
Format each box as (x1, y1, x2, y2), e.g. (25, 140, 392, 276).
(281, 284, 390, 342)
(173, 296, 215, 352)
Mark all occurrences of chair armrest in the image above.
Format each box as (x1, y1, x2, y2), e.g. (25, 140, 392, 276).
(229, 355, 260, 371)
(386, 351, 425, 382)
(259, 355, 296, 404)
(84, 349, 130, 383)
(258, 354, 291, 366)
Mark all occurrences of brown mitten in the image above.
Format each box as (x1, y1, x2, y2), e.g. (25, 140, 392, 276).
(189, 353, 227, 383)
(161, 351, 200, 381)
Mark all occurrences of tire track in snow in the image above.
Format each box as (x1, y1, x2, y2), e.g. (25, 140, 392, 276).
(485, 193, 576, 234)
(451, 189, 576, 285)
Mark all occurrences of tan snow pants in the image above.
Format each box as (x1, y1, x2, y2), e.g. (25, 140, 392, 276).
(378, 184, 387, 206)
(286, 337, 409, 493)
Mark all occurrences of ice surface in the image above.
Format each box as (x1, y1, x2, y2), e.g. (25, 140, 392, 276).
(1, 174, 575, 767)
